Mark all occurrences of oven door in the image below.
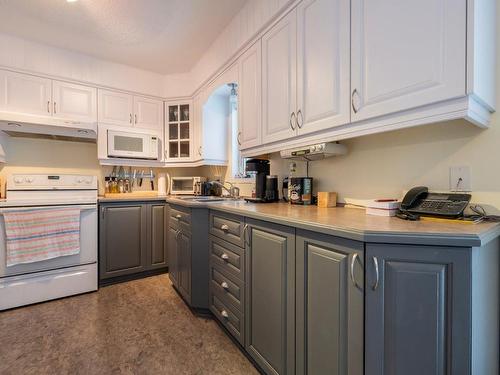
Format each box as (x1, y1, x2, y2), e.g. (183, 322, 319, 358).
(0, 204, 97, 278)
(107, 130, 158, 160)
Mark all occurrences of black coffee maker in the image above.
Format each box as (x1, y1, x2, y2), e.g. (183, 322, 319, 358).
(244, 159, 277, 203)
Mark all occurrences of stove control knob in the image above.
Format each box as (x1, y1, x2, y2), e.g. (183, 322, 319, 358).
(318, 144, 324, 151)
(76, 177, 84, 184)
(84, 179, 92, 184)
(14, 177, 24, 184)
(25, 177, 34, 183)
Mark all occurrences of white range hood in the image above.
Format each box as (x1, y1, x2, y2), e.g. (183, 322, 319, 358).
(0, 112, 97, 141)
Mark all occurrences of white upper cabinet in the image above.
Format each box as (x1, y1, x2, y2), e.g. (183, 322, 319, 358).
(52, 81, 97, 123)
(0, 70, 52, 117)
(165, 101, 192, 161)
(351, 0, 466, 121)
(192, 92, 204, 160)
(296, 0, 350, 135)
(98, 89, 134, 127)
(133, 96, 163, 130)
(238, 40, 262, 150)
(262, 9, 297, 144)
(98, 89, 163, 130)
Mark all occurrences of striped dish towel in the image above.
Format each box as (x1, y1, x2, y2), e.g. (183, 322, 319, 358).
(3, 207, 81, 267)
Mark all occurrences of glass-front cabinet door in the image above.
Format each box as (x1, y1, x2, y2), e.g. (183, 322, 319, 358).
(165, 101, 192, 161)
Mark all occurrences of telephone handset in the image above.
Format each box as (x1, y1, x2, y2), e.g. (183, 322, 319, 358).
(398, 186, 471, 220)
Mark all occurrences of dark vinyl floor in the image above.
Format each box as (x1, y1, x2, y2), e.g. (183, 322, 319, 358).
(0, 274, 258, 375)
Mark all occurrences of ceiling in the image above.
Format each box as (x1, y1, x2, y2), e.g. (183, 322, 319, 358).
(0, 0, 247, 74)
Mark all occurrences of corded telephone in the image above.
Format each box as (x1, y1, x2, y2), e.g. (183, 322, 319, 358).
(398, 186, 471, 220)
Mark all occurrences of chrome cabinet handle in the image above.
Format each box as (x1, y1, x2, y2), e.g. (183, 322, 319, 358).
(47, 101, 50, 114)
(372, 256, 379, 290)
(101, 207, 105, 220)
(53, 101, 56, 114)
(198, 146, 202, 156)
(221, 310, 229, 319)
(350, 253, 363, 289)
(296, 109, 303, 128)
(220, 253, 229, 261)
(237, 131, 242, 146)
(221, 281, 229, 290)
(129, 113, 132, 123)
(134, 114, 137, 124)
(175, 214, 182, 219)
(290, 112, 296, 131)
(220, 224, 230, 232)
(352, 89, 359, 114)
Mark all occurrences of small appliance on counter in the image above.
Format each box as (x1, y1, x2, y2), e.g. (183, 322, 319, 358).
(289, 177, 313, 205)
(244, 159, 274, 203)
(170, 176, 206, 195)
(265, 175, 279, 202)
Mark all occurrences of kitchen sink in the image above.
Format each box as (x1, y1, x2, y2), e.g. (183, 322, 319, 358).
(179, 196, 228, 203)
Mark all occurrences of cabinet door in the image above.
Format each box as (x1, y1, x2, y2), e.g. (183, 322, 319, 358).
(178, 230, 192, 302)
(296, 232, 363, 375)
(167, 226, 179, 287)
(52, 80, 97, 123)
(261, 9, 297, 144)
(365, 244, 471, 375)
(238, 40, 262, 149)
(296, 0, 350, 135)
(166, 102, 192, 161)
(0, 70, 52, 116)
(245, 219, 295, 375)
(192, 93, 204, 160)
(99, 204, 147, 280)
(148, 204, 167, 269)
(98, 89, 133, 127)
(351, 0, 466, 121)
(133, 96, 163, 130)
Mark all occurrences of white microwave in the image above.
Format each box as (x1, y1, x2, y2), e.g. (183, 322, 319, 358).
(170, 176, 206, 195)
(107, 130, 159, 160)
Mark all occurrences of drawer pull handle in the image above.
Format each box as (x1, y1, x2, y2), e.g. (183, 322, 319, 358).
(221, 310, 229, 319)
(175, 214, 182, 219)
(220, 253, 229, 261)
(220, 224, 230, 232)
(372, 256, 380, 291)
(221, 281, 229, 290)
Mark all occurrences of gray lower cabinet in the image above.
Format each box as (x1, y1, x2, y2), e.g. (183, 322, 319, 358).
(167, 204, 209, 310)
(245, 218, 295, 375)
(148, 203, 168, 269)
(365, 243, 470, 375)
(99, 202, 168, 281)
(296, 230, 364, 375)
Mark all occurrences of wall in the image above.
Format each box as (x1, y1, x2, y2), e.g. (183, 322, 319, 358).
(0, 33, 166, 97)
(0, 136, 209, 196)
(189, 0, 293, 91)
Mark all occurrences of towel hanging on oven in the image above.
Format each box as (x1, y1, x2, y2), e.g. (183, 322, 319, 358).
(3, 207, 81, 267)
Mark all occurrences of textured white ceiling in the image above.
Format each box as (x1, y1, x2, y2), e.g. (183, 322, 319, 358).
(0, 0, 247, 74)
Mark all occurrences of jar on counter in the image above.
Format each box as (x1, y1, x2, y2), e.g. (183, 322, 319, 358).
(104, 177, 111, 194)
(110, 178, 119, 193)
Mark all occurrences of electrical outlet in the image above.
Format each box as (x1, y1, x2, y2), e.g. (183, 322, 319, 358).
(449, 166, 471, 192)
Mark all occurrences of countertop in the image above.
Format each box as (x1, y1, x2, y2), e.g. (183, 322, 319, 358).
(98, 194, 168, 203)
(166, 197, 500, 247)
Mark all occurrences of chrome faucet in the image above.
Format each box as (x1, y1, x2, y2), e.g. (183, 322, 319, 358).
(210, 181, 240, 199)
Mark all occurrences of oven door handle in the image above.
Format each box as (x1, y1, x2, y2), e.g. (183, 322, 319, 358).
(0, 204, 97, 213)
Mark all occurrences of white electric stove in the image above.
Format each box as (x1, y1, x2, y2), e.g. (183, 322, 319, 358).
(0, 174, 98, 310)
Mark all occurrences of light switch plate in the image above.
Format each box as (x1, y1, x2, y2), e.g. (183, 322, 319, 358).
(449, 166, 471, 191)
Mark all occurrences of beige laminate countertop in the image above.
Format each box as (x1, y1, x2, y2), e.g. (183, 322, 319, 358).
(98, 194, 168, 203)
(166, 197, 500, 247)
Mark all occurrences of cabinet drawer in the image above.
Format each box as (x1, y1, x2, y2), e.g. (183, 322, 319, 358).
(210, 292, 244, 345)
(209, 264, 244, 313)
(209, 211, 245, 247)
(169, 206, 191, 229)
(209, 235, 244, 281)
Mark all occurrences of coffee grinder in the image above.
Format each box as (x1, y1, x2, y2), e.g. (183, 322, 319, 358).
(244, 159, 270, 203)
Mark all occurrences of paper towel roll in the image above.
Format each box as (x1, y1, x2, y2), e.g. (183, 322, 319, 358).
(158, 173, 167, 196)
